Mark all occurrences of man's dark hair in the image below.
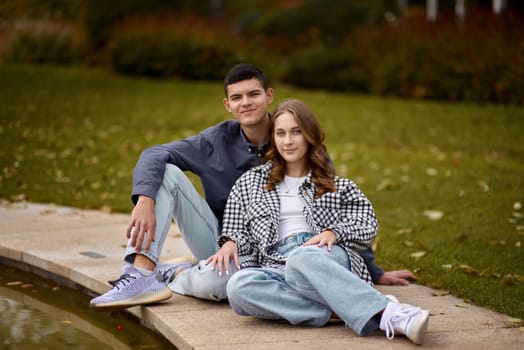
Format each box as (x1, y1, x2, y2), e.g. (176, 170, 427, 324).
(223, 63, 268, 97)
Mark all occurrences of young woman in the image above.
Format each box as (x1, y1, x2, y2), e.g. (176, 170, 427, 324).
(207, 99, 429, 344)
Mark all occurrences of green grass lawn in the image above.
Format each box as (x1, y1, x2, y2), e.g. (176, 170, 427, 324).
(1, 63, 523, 319)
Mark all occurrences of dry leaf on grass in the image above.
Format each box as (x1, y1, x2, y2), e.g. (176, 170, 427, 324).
(432, 290, 450, 297)
(410, 251, 426, 259)
(423, 210, 444, 220)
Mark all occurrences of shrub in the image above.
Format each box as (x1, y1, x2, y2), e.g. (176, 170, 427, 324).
(6, 22, 85, 64)
(282, 25, 524, 105)
(111, 31, 239, 80)
(283, 45, 371, 93)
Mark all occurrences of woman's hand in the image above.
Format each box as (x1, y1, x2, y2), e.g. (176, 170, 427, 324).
(206, 240, 240, 276)
(303, 229, 337, 251)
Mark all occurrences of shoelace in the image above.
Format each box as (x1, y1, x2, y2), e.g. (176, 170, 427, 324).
(108, 274, 136, 290)
(383, 305, 421, 340)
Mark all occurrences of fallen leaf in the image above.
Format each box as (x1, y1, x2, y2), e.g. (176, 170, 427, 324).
(508, 317, 523, 324)
(410, 251, 426, 259)
(426, 168, 438, 176)
(480, 271, 501, 278)
(432, 290, 450, 297)
(512, 212, 523, 219)
(21, 283, 33, 288)
(376, 178, 393, 191)
(61, 320, 72, 325)
(396, 227, 413, 235)
(403, 240, 414, 247)
(503, 274, 523, 285)
(455, 303, 469, 308)
(455, 234, 468, 242)
(477, 180, 489, 192)
(423, 210, 444, 220)
(6, 281, 23, 286)
(40, 204, 56, 215)
(516, 241, 521, 248)
(458, 264, 479, 275)
(442, 264, 453, 270)
(514, 202, 522, 210)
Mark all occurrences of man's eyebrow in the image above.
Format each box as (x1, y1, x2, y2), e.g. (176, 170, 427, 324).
(230, 89, 263, 97)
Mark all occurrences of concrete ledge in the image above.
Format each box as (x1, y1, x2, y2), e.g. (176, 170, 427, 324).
(1, 202, 522, 349)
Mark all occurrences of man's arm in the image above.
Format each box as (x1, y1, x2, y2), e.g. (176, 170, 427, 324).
(360, 247, 417, 286)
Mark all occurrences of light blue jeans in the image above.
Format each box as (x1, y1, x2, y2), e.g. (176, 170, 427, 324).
(226, 232, 390, 335)
(125, 164, 235, 301)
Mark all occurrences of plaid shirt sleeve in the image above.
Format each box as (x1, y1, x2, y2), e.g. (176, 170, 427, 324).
(325, 178, 378, 251)
(218, 178, 254, 256)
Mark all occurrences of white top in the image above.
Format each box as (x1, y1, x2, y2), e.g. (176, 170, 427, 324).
(277, 175, 312, 241)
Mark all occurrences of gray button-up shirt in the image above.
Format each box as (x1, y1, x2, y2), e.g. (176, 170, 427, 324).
(132, 120, 268, 222)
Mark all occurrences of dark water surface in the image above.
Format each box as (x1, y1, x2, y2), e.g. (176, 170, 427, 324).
(0, 260, 176, 349)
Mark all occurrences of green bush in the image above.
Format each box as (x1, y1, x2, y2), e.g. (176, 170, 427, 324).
(6, 27, 85, 64)
(247, 0, 388, 47)
(283, 45, 371, 93)
(369, 33, 524, 104)
(111, 32, 239, 80)
(283, 27, 524, 105)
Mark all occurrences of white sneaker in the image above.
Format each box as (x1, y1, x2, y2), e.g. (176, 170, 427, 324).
(380, 302, 429, 345)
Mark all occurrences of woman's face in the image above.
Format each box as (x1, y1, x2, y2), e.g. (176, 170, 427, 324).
(273, 111, 309, 170)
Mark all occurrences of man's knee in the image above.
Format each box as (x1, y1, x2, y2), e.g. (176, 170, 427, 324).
(170, 260, 229, 301)
(164, 164, 185, 183)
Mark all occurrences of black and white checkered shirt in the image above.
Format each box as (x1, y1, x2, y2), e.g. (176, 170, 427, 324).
(219, 162, 378, 284)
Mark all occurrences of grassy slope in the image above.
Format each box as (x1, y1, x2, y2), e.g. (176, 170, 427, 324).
(0, 63, 522, 318)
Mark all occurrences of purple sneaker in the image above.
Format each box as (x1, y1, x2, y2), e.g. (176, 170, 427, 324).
(90, 263, 172, 311)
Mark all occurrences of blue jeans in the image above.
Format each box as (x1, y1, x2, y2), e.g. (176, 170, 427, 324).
(226, 232, 389, 335)
(125, 164, 234, 300)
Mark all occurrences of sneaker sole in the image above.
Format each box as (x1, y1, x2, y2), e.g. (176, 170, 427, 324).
(90, 287, 173, 311)
(407, 309, 430, 345)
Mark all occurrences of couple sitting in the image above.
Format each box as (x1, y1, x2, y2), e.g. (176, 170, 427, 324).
(90, 64, 429, 345)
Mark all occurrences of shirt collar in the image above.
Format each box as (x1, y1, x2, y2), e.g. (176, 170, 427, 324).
(239, 126, 270, 154)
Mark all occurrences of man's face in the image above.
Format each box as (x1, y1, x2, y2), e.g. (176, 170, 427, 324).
(223, 78, 274, 127)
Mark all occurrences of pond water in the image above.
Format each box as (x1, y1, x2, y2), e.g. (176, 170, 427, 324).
(0, 261, 177, 349)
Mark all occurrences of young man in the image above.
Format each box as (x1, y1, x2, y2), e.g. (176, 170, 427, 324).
(90, 63, 415, 310)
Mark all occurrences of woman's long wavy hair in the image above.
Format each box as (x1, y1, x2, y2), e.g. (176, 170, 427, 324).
(264, 99, 336, 198)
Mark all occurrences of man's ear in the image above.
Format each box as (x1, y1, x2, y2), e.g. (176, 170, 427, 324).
(223, 97, 231, 112)
(266, 88, 275, 104)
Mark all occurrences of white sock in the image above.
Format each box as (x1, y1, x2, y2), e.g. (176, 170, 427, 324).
(136, 267, 154, 276)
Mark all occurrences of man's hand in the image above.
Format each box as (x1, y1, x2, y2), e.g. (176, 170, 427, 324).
(206, 240, 239, 276)
(126, 195, 156, 253)
(376, 270, 417, 286)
